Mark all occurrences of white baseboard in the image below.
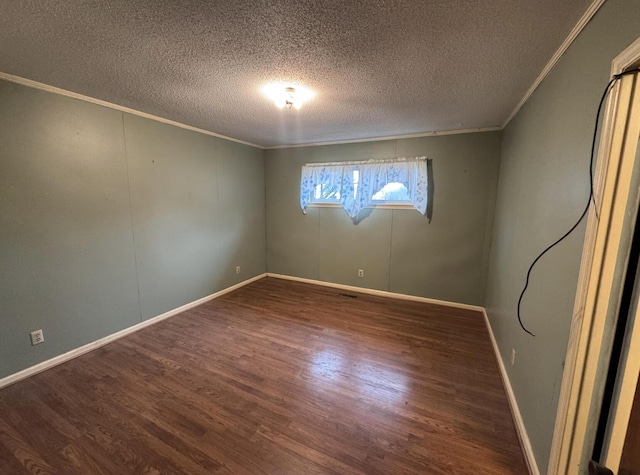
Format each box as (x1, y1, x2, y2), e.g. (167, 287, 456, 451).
(266, 273, 484, 312)
(0, 273, 267, 389)
(2, 272, 538, 475)
(272, 272, 539, 472)
(483, 310, 540, 475)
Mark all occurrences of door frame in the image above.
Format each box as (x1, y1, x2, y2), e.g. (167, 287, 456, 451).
(548, 38, 640, 475)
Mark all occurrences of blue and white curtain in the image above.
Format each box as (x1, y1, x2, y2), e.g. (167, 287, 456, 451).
(300, 157, 429, 218)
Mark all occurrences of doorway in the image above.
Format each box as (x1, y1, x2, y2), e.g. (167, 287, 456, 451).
(548, 38, 640, 475)
(619, 377, 640, 474)
(592, 140, 640, 472)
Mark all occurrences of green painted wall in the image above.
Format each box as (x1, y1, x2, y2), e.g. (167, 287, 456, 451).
(265, 132, 501, 306)
(5, 2, 639, 466)
(0, 80, 266, 379)
(484, 0, 640, 471)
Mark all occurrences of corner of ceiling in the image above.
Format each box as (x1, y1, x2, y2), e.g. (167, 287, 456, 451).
(0, 71, 266, 150)
(1, 0, 607, 151)
(263, 127, 504, 150)
(501, 0, 607, 130)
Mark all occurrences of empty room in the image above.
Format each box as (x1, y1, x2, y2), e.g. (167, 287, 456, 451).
(2, 1, 640, 474)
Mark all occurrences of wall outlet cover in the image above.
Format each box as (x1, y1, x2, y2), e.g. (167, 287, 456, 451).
(30, 329, 44, 346)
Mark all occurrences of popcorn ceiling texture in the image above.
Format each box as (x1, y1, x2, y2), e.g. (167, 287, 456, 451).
(0, 0, 592, 147)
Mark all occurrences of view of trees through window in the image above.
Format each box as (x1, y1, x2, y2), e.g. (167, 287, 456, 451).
(312, 170, 410, 203)
(371, 182, 410, 201)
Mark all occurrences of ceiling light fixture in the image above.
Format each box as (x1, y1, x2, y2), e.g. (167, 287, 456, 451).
(261, 83, 315, 110)
(282, 87, 296, 109)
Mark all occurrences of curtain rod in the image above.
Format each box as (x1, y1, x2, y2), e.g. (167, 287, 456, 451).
(303, 156, 427, 167)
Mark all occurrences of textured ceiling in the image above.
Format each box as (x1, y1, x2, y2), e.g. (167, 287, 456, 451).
(0, 0, 594, 147)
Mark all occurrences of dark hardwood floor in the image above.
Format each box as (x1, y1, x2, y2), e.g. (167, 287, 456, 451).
(0, 277, 528, 474)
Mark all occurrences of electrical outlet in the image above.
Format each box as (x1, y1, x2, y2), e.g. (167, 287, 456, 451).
(358, 269, 364, 278)
(511, 348, 516, 365)
(236, 266, 241, 274)
(30, 329, 44, 346)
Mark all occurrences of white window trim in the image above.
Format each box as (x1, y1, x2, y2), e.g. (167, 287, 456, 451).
(300, 156, 431, 219)
(308, 202, 415, 210)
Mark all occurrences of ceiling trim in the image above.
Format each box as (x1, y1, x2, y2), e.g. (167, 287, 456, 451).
(502, 0, 606, 129)
(0, 71, 264, 149)
(0, 68, 502, 149)
(0, 0, 607, 153)
(263, 127, 503, 150)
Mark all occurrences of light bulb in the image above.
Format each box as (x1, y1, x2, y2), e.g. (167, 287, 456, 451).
(262, 83, 315, 110)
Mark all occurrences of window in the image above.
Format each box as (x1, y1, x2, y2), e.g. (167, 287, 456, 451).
(371, 182, 410, 202)
(311, 171, 410, 204)
(300, 157, 429, 218)
(313, 182, 342, 202)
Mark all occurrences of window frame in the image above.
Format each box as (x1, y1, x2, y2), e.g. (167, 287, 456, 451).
(307, 201, 415, 210)
(300, 156, 431, 220)
(305, 167, 417, 208)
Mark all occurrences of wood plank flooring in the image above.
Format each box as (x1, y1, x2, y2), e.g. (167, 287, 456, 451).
(0, 277, 528, 474)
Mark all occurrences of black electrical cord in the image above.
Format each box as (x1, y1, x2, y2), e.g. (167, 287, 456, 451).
(517, 68, 640, 337)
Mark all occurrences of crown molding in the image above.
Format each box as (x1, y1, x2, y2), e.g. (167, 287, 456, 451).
(502, 0, 607, 129)
(264, 127, 502, 150)
(1, 0, 608, 151)
(0, 71, 264, 150)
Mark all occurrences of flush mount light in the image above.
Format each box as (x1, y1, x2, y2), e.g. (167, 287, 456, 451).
(261, 83, 315, 110)
(282, 87, 296, 109)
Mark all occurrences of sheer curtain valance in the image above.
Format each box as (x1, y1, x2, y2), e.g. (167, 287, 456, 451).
(300, 157, 429, 218)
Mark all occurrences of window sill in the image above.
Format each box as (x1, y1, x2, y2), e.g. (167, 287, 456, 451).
(308, 203, 415, 210)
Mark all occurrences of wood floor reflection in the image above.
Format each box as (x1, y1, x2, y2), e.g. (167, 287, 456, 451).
(0, 277, 528, 474)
